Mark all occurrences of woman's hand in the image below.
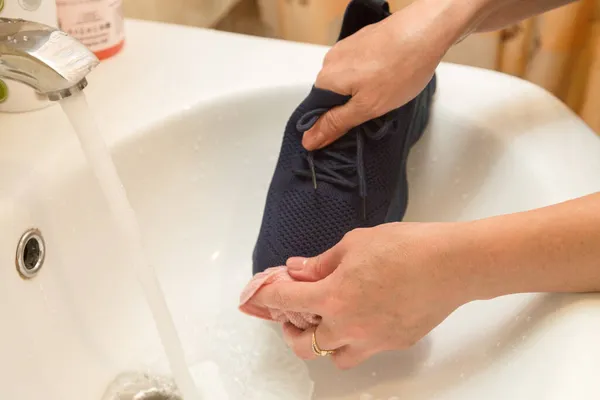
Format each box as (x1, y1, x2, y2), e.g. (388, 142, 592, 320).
(303, 0, 581, 150)
(251, 193, 600, 369)
(302, 0, 480, 150)
(251, 222, 475, 369)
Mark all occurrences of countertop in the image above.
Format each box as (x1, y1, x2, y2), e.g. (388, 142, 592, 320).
(0, 18, 596, 197)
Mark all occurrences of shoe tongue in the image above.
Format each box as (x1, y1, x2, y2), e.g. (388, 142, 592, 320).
(315, 131, 357, 172)
(337, 0, 391, 41)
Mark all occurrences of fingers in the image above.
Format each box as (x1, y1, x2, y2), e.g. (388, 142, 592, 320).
(286, 243, 345, 281)
(282, 322, 347, 361)
(331, 345, 376, 370)
(282, 322, 375, 369)
(282, 323, 317, 361)
(252, 281, 324, 313)
(302, 98, 373, 150)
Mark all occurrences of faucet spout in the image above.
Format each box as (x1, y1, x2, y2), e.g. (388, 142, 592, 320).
(0, 17, 99, 101)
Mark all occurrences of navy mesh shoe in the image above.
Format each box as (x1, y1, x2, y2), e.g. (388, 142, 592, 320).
(252, 0, 437, 275)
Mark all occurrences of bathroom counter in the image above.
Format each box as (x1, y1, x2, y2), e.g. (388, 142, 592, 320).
(2, 18, 600, 400)
(1, 18, 596, 193)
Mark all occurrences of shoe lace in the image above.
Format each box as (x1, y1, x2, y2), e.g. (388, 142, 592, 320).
(292, 108, 395, 220)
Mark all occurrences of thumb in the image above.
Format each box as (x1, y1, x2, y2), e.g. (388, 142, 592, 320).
(286, 243, 346, 282)
(302, 98, 371, 150)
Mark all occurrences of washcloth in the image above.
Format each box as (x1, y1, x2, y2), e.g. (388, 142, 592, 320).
(239, 266, 321, 330)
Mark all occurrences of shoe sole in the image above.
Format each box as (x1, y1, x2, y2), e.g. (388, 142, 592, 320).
(384, 75, 436, 222)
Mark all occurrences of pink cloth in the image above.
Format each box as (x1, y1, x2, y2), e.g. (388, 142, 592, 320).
(239, 266, 321, 330)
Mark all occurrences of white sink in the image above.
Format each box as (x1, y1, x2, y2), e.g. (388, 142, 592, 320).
(1, 19, 600, 400)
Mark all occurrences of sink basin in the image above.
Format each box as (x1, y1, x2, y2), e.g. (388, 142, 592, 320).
(1, 19, 600, 400)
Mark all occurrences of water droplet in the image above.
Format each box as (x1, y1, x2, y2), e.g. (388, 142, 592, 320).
(460, 372, 465, 379)
(521, 335, 527, 341)
(461, 193, 469, 200)
(371, 371, 377, 377)
(388, 397, 400, 400)
(193, 143, 200, 150)
(515, 315, 520, 321)
(496, 342, 501, 347)
(453, 178, 461, 184)
(23, 35, 28, 41)
(431, 156, 438, 162)
(360, 394, 374, 400)
(211, 251, 220, 261)
(526, 316, 532, 322)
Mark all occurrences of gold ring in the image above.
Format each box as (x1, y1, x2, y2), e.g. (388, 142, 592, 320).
(312, 327, 336, 357)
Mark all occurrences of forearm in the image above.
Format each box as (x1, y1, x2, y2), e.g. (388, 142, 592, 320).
(474, 0, 578, 32)
(406, 0, 579, 51)
(456, 192, 600, 300)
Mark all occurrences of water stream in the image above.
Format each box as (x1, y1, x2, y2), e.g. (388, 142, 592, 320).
(60, 92, 201, 400)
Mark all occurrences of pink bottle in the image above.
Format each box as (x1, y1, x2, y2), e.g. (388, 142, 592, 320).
(55, 0, 125, 60)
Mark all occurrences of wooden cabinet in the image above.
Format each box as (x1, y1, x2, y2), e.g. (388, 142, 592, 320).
(123, 0, 242, 28)
(257, 0, 416, 45)
(256, 0, 501, 69)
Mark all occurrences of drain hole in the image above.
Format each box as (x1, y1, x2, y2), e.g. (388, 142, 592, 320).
(23, 237, 41, 271)
(133, 389, 180, 400)
(102, 372, 182, 400)
(16, 229, 45, 279)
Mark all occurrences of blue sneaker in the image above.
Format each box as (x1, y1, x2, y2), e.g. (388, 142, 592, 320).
(252, 0, 436, 275)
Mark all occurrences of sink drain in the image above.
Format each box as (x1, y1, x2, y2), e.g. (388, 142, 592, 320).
(101, 372, 182, 400)
(15, 229, 45, 279)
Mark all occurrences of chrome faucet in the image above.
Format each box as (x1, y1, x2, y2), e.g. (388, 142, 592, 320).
(0, 17, 99, 101)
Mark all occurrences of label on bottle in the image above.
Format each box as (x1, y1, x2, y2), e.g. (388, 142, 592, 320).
(56, 0, 124, 53)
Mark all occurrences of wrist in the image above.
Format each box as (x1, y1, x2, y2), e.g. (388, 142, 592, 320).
(447, 195, 600, 302)
(443, 214, 550, 303)
(418, 221, 496, 306)
(431, 217, 537, 304)
(410, 0, 495, 48)
(442, 219, 514, 302)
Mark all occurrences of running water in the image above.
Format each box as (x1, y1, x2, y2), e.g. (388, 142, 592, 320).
(60, 92, 200, 400)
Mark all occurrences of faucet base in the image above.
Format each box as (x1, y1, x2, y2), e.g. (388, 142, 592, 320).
(0, 78, 52, 113)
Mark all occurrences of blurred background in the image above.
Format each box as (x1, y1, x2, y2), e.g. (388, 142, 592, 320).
(123, 0, 600, 133)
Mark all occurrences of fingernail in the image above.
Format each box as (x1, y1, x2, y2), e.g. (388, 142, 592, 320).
(287, 257, 308, 271)
(303, 131, 325, 150)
